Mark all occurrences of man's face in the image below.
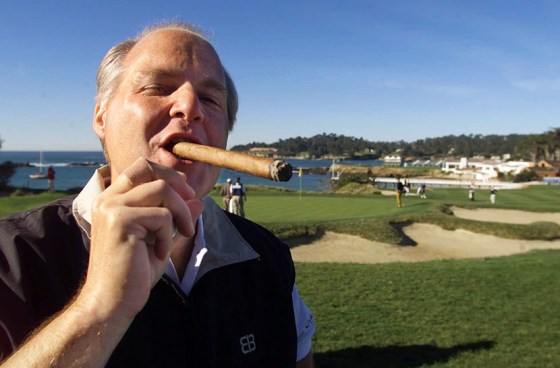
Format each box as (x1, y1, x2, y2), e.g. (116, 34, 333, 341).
(93, 29, 229, 197)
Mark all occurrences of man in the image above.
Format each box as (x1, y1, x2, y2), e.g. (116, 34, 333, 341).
(0, 22, 314, 367)
(396, 177, 404, 208)
(230, 176, 246, 217)
(468, 182, 476, 201)
(418, 183, 427, 199)
(220, 177, 232, 210)
(490, 186, 497, 204)
(47, 166, 56, 191)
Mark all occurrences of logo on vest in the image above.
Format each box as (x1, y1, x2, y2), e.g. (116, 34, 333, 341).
(240, 334, 256, 354)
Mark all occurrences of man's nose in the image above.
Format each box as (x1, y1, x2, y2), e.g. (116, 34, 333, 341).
(169, 85, 204, 122)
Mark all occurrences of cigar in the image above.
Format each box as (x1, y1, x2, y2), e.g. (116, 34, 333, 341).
(171, 142, 293, 182)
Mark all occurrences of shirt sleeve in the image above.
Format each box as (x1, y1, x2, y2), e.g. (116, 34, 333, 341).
(292, 284, 315, 361)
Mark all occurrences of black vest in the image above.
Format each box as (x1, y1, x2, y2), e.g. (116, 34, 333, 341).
(0, 197, 297, 367)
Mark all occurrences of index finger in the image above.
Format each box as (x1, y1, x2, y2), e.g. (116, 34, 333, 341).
(115, 157, 195, 200)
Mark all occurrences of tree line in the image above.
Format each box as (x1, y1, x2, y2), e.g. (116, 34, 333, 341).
(231, 129, 560, 162)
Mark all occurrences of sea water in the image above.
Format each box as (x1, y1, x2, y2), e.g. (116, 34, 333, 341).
(1, 151, 107, 191)
(0, 151, 382, 192)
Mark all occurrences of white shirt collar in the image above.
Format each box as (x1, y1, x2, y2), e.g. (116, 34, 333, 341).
(165, 218, 208, 295)
(72, 165, 258, 295)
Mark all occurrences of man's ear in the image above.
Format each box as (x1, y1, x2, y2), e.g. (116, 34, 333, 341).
(93, 103, 107, 140)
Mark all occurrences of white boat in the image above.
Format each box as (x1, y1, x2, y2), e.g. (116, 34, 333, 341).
(29, 152, 47, 180)
(29, 172, 47, 179)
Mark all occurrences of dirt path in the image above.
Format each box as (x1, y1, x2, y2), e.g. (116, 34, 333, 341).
(288, 208, 560, 264)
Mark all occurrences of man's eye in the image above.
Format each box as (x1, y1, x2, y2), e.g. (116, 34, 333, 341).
(143, 85, 170, 94)
(200, 94, 221, 106)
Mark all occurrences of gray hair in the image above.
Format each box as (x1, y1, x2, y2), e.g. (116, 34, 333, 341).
(95, 21, 238, 130)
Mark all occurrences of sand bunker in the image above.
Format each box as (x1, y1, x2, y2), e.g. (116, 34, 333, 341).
(450, 206, 560, 225)
(289, 208, 560, 264)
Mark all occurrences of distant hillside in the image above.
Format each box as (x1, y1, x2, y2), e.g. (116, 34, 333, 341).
(231, 132, 534, 159)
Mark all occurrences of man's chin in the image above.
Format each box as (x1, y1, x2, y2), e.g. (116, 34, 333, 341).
(185, 169, 221, 198)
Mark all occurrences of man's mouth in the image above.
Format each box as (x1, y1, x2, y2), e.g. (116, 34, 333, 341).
(164, 139, 192, 159)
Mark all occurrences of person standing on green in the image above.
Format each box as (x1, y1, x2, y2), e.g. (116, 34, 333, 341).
(396, 177, 404, 208)
(230, 176, 247, 217)
(490, 187, 497, 204)
(220, 178, 232, 210)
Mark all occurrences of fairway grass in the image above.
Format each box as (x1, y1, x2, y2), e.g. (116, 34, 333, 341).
(0, 191, 67, 218)
(208, 185, 560, 244)
(297, 250, 560, 367)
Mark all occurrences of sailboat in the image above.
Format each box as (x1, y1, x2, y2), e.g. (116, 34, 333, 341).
(29, 152, 48, 179)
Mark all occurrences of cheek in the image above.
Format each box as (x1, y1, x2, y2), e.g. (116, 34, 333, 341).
(186, 165, 220, 198)
(106, 98, 162, 143)
(204, 113, 229, 149)
(103, 101, 156, 172)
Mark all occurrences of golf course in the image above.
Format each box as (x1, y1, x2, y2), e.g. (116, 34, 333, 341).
(1, 184, 559, 367)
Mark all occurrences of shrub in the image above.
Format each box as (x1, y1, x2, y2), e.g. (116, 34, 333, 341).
(513, 169, 539, 182)
(332, 172, 372, 190)
(0, 161, 16, 190)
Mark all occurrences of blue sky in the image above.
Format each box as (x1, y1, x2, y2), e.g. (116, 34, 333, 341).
(1, 0, 559, 151)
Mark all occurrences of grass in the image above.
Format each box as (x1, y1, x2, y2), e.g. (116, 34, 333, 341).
(297, 250, 560, 367)
(216, 184, 560, 366)
(207, 185, 560, 243)
(1, 184, 560, 366)
(0, 191, 67, 218)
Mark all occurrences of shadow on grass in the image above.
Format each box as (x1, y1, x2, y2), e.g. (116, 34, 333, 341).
(285, 228, 326, 248)
(389, 221, 417, 246)
(315, 340, 495, 367)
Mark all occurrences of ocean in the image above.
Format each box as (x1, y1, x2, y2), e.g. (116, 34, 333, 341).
(0, 151, 383, 192)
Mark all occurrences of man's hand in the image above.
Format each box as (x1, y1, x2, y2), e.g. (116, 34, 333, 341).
(2, 158, 204, 367)
(80, 157, 204, 320)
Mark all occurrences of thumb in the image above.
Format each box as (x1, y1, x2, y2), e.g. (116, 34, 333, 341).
(187, 199, 205, 221)
(176, 199, 205, 238)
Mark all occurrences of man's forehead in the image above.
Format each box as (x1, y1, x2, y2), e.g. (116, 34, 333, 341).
(146, 29, 208, 48)
(131, 29, 219, 63)
(125, 29, 225, 81)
